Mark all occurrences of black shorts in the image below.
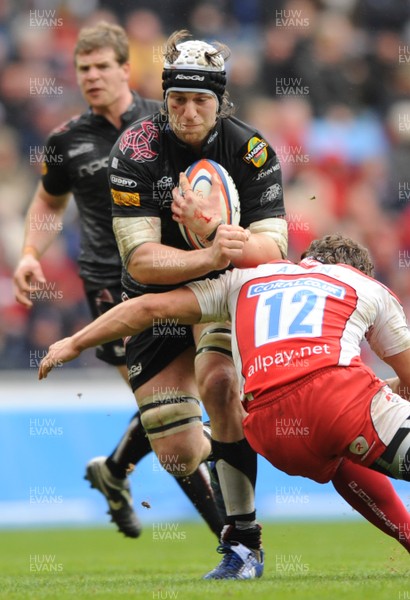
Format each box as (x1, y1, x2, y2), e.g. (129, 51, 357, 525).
(85, 286, 126, 366)
(125, 322, 195, 391)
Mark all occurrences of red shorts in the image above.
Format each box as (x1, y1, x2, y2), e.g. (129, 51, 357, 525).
(243, 365, 410, 483)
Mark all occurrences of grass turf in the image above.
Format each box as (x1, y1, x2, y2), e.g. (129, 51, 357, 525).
(0, 521, 407, 599)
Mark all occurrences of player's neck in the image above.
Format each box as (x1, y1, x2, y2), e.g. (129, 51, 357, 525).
(92, 88, 134, 129)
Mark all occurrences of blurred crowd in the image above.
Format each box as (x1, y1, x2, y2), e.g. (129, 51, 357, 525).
(1, 0, 410, 370)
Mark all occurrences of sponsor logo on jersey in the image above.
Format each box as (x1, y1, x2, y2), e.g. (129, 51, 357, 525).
(111, 189, 141, 207)
(206, 130, 218, 145)
(247, 277, 345, 299)
(175, 74, 205, 81)
(256, 163, 280, 180)
(349, 435, 369, 456)
(156, 176, 173, 190)
(128, 363, 142, 380)
(119, 121, 159, 162)
(68, 142, 94, 158)
(154, 176, 175, 207)
(243, 137, 268, 167)
(78, 157, 109, 177)
(260, 183, 282, 205)
(110, 174, 137, 188)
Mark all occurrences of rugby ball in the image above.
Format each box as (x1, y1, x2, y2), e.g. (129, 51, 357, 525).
(179, 159, 240, 249)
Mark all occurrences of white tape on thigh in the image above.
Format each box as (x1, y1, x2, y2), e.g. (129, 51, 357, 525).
(138, 392, 203, 440)
(195, 323, 232, 361)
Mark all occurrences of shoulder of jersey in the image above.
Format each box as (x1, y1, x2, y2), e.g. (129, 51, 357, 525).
(142, 98, 162, 112)
(129, 98, 162, 120)
(48, 114, 84, 137)
(223, 117, 271, 167)
(222, 116, 261, 147)
(127, 113, 162, 131)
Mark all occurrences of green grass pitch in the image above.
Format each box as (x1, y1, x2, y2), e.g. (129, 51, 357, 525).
(0, 521, 407, 599)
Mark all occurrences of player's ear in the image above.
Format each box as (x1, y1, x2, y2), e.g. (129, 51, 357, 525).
(121, 61, 131, 81)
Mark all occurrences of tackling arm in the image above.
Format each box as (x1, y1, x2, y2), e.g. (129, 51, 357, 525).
(38, 286, 203, 379)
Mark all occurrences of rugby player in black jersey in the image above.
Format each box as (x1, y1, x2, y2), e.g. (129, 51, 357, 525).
(13, 21, 224, 542)
(107, 29, 288, 579)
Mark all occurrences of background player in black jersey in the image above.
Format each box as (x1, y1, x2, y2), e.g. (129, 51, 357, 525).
(12, 21, 224, 541)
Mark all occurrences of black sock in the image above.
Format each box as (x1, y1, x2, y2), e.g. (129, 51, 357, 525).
(211, 438, 260, 548)
(106, 411, 152, 479)
(175, 462, 224, 539)
(221, 523, 262, 549)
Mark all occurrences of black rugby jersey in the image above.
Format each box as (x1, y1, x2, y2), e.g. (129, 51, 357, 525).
(108, 112, 285, 297)
(41, 92, 160, 291)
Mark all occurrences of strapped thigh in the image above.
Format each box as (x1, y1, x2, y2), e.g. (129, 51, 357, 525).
(195, 323, 233, 361)
(138, 391, 202, 441)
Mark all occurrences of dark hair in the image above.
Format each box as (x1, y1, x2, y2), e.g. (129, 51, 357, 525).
(302, 233, 375, 277)
(74, 21, 129, 65)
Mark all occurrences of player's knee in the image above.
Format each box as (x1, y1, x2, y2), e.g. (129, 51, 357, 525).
(197, 359, 238, 415)
(195, 324, 237, 402)
(153, 430, 205, 476)
(195, 325, 234, 390)
(200, 364, 237, 406)
(158, 451, 202, 477)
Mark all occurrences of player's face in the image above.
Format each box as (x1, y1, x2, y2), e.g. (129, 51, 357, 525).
(167, 91, 218, 149)
(75, 47, 130, 111)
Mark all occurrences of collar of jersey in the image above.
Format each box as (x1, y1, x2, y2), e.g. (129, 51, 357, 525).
(166, 119, 220, 153)
(87, 91, 141, 126)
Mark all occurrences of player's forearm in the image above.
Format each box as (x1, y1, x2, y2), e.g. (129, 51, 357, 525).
(230, 233, 282, 268)
(127, 242, 215, 285)
(71, 289, 201, 351)
(22, 190, 67, 258)
(71, 296, 153, 351)
(38, 288, 203, 379)
(39, 296, 155, 379)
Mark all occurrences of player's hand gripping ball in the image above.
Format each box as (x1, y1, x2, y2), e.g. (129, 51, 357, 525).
(178, 159, 240, 249)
